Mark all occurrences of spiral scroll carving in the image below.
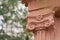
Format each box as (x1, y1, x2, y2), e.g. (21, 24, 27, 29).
(26, 8, 55, 32)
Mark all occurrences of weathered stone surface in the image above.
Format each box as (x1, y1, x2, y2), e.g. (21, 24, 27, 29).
(26, 7, 56, 40)
(22, 0, 60, 40)
(26, 8, 55, 32)
(22, 0, 60, 10)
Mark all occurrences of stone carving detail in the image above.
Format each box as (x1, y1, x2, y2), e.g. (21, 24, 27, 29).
(36, 15, 43, 21)
(26, 22, 36, 32)
(26, 9, 55, 32)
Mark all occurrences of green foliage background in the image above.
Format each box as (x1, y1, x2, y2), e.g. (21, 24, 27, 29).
(0, 0, 33, 40)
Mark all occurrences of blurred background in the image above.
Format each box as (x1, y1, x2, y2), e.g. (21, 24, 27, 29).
(0, 0, 33, 40)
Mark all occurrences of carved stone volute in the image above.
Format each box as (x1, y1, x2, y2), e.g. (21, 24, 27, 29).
(26, 8, 55, 32)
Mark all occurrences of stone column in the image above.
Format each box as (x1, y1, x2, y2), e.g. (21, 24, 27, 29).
(26, 8, 55, 40)
(22, 0, 56, 40)
(22, 0, 60, 40)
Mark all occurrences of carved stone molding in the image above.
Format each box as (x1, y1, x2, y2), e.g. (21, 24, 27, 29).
(36, 15, 43, 21)
(26, 8, 55, 40)
(27, 10, 55, 31)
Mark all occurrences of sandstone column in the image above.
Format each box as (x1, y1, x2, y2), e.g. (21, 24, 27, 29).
(26, 8, 55, 40)
(25, 0, 56, 40)
(22, 0, 60, 40)
(22, 0, 56, 40)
